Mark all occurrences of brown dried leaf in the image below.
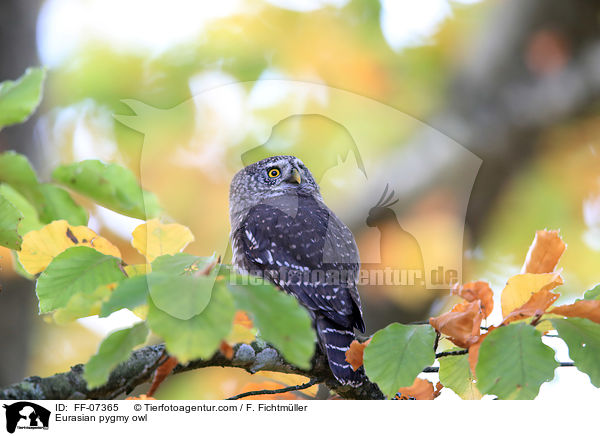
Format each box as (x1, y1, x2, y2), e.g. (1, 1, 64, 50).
(345, 338, 371, 371)
(233, 310, 253, 329)
(147, 356, 178, 397)
(396, 378, 438, 400)
(467, 327, 495, 378)
(429, 300, 483, 348)
(451, 281, 494, 318)
(219, 341, 234, 360)
(502, 288, 560, 325)
(550, 300, 600, 324)
(521, 230, 566, 274)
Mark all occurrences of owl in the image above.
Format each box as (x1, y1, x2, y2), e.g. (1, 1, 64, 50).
(229, 155, 366, 386)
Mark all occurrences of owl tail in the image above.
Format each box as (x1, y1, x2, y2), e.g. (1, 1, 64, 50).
(316, 317, 366, 387)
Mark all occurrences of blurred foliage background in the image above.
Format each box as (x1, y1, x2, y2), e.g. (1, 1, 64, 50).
(1, 0, 600, 399)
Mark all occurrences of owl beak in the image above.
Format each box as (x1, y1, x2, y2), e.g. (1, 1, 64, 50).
(287, 168, 302, 185)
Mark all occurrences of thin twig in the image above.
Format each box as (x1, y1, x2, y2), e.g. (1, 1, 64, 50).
(226, 378, 320, 400)
(420, 361, 575, 374)
(436, 349, 468, 358)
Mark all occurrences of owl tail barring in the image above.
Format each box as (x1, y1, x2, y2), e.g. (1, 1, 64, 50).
(316, 317, 365, 387)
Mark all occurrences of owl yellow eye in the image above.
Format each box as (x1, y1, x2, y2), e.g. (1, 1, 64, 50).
(268, 168, 281, 178)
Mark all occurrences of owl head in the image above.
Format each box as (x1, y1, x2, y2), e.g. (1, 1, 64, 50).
(229, 155, 321, 216)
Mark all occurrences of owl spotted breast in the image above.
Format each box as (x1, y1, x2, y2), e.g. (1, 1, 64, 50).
(229, 155, 366, 386)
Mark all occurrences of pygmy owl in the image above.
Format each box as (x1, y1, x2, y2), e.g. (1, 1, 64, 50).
(229, 155, 365, 386)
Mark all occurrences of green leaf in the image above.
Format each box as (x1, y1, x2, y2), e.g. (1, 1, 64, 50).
(148, 272, 214, 320)
(52, 160, 160, 220)
(228, 282, 316, 369)
(0, 193, 23, 250)
(152, 253, 214, 275)
(147, 281, 235, 362)
(84, 322, 149, 388)
(438, 350, 481, 400)
(0, 67, 45, 130)
(100, 275, 149, 317)
(0, 184, 42, 235)
(477, 323, 558, 399)
(583, 284, 600, 301)
(362, 323, 436, 398)
(37, 184, 88, 225)
(0, 152, 87, 225)
(36, 246, 125, 313)
(552, 317, 600, 387)
(54, 285, 112, 324)
(0, 151, 41, 203)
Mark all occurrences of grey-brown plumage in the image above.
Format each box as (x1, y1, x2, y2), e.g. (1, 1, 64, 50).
(229, 155, 365, 386)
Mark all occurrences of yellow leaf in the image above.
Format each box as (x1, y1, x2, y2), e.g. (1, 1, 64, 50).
(132, 305, 149, 320)
(124, 264, 150, 277)
(500, 272, 563, 317)
(131, 219, 194, 262)
(17, 220, 121, 275)
(225, 323, 256, 345)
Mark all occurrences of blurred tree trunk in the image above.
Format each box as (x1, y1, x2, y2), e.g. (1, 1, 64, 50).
(362, 0, 600, 330)
(444, 0, 600, 235)
(0, 0, 43, 386)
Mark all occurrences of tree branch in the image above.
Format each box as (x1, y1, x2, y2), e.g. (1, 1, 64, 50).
(0, 339, 579, 401)
(0, 341, 386, 400)
(225, 378, 319, 400)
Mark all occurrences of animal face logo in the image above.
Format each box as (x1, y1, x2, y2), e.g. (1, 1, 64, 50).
(3, 402, 51, 433)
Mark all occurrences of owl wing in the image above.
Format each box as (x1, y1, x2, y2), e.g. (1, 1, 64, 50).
(233, 195, 364, 332)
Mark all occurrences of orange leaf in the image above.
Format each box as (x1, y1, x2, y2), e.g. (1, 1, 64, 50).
(550, 300, 600, 324)
(219, 341, 234, 360)
(467, 326, 495, 378)
(502, 288, 560, 325)
(500, 272, 563, 317)
(147, 356, 178, 397)
(233, 310, 253, 329)
(451, 281, 494, 318)
(237, 381, 298, 400)
(396, 378, 438, 400)
(345, 338, 371, 371)
(521, 230, 566, 274)
(429, 300, 483, 348)
(126, 394, 156, 400)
